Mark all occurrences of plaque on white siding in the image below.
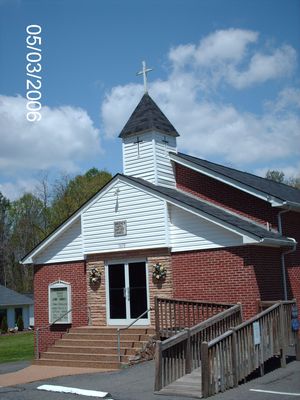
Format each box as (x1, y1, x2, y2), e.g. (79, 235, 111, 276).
(114, 220, 127, 237)
(253, 321, 261, 345)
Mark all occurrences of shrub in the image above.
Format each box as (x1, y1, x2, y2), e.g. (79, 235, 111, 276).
(17, 315, 24, 332)
(1, 316, 8, 334)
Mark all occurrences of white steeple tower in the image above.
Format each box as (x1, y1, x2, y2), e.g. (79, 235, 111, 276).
(119, 92, 179, 187)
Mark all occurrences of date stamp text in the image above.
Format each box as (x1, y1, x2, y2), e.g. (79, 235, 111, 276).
(26, 25, 42, 121)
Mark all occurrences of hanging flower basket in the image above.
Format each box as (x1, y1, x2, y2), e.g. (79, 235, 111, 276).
(89, 267, 101, 284)
(152, 263, 167, 281)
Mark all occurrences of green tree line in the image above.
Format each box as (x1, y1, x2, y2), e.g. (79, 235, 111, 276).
(0, 168, 112, 293)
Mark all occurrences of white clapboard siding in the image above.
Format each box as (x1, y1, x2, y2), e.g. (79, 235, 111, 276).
(34, 219, 83, 264)
(169, 205, 243, 252)
(123, 132, 156, 183)
(122, 131, 176, 187)
(82, 180, 167, 254)
(155, 136, 176, 187)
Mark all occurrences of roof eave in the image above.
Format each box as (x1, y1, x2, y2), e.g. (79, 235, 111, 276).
(258, 237, 297, 247)
(271, 201, 300, 212)
(119, 128, 180, 139)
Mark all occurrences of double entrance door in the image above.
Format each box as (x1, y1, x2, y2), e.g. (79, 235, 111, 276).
(106, 261, 149, 325)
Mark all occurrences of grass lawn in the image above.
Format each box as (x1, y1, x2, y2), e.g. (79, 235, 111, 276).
(0, 332, 34, 363)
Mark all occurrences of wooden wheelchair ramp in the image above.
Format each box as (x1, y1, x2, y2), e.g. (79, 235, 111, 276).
(154, 299, 299, 398)
(157, 367, 202, 398)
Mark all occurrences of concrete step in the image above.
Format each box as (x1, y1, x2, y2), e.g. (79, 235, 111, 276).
(57, 339, 147, 348)
(48, 346, 137, 355)
(63, 333, 151, 341)
(33, 358, 120, 369)
(40, 351, 130, 362)
(70, 327, 155, 335)
(37, 325, 155, 369)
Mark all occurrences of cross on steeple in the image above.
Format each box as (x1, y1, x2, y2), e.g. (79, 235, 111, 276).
(134, 136, 143, 158)
(137, 61, 153, 93)
(162, 136, 169, 146)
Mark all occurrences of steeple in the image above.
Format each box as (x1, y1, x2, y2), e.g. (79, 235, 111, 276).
(119, 93, 179, 138)
(120, 93, 179, 188)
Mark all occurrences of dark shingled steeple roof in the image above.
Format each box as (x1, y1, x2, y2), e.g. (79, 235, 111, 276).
(119, 93, 180, 138)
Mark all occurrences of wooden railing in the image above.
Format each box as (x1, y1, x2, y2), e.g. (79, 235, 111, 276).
(154, 296, 235, 338)
(155, 303, 242, 391)
(201, 300, 298, 398)
(259, 300, 297, 350)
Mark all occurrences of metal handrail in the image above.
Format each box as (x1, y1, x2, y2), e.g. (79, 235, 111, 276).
(35, 304, 92, 359)
(117, 307, 152, 363)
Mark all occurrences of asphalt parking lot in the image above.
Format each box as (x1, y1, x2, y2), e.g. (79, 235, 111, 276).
(0, 359, 299, 400)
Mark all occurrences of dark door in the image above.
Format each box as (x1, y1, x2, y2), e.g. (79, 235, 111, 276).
(107, 261, 149, 324)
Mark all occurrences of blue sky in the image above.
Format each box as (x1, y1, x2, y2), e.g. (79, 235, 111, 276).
(0, 0, 299, 199)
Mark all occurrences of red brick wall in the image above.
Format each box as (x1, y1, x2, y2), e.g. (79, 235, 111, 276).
(171, 246, 286, 319)
(175, 163, 279, 229)
(34, 261, 87, 354)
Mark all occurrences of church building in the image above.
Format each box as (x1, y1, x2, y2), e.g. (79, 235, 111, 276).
(22, 91, 300, 355)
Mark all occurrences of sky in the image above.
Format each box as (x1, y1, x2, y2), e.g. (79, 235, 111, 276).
(0, 0, 299, 199)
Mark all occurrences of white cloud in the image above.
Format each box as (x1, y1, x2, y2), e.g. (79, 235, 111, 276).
(0, 95, 102, 174)
(168, 29, 297, 90)
(101, 29, 300, 174)
(169, 29, 258, 68)
(264, 87, 300, 113)
(227, 45, 297, 89)
(0, 178, 38, 200)
(101, 84, 142, 139)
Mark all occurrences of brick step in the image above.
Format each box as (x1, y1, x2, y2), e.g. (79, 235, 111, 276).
(33, 358, 120, 369)
(40, 351, 130, 362)
(63, 333, 151, 341)
(48, 346, 138, 355)
(57, 339, 147, 348)
(70, 327, 155, 335)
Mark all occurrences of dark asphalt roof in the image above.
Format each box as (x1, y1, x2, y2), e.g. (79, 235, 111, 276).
(119, 93, 179, 138)
(175, 152, 300, 205)
(0, 284, 34, 306)
(125, 175, 292, 243)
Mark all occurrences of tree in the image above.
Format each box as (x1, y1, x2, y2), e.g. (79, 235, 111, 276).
(0, 193, 10, 286)
(265, 170, 285, 183)
(265, 170, 300, 189)
(7, 193, 45, 292)
(16, 315, 24, 331)
(49, 168, 112, 230)
(286, 176, 300, 190)
(1, 168, 112, 292)
(1, 316, 8, 334)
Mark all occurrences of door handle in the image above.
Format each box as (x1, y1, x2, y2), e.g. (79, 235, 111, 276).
(123, 287, 130, 300)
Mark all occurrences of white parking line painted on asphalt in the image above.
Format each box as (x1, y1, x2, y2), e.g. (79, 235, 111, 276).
(37, 384, 112, 398)
(250, 389, 300, 396)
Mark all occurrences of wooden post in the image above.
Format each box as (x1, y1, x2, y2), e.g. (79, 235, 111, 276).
(154, 296, 160, 339)
(154, 340, 163, 391)
(231, 329, 238, 387)
(201, 341, 209, 398)
(296, 334, 300, 361)
(185, 328, 192, 374)
(279, 302, 287, 368)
